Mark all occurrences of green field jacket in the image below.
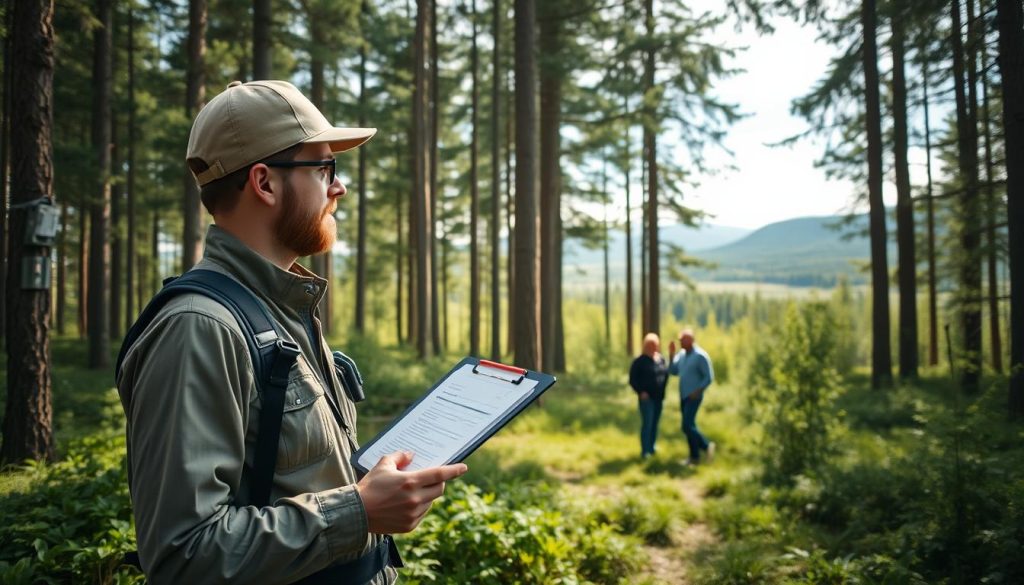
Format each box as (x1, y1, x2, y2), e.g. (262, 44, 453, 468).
(117, 226, 395, 584)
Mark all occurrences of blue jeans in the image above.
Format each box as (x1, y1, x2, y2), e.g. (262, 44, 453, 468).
(638, 398, 663, 456)
(681, 392, 709, 461)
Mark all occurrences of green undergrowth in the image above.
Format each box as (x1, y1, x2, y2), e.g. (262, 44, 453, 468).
(1, 337, 685, 584)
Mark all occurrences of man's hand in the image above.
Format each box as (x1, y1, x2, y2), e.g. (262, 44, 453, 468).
(639, 391, 650, 400)
(669, 341, 677, 357)
(356, 451, 468, 534)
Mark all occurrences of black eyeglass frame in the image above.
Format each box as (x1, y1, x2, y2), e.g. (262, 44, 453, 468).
(264, 158, 336, 185)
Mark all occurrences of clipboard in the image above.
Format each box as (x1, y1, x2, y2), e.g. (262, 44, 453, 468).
(351, 357, 557, 474)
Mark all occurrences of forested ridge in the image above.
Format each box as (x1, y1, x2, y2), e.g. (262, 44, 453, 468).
(1, 0, 1023, 582)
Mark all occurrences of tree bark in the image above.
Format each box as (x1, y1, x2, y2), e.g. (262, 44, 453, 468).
(995, 0, 1024, 416)
(624, 98, 633, 355)
(891, 15, 917, 380)
(980, 33, 1002, 373)
(396, 145, 403, 345)
(0, 0, 11, 348)
(951, 0, 982, 393)
(88, 0, 113, 369)
(602, 156, 610, 345)
(490, 0, 501, 361)
(513, 0, 539, 370)
(505, 77, 514, 355)
(57, 202, 66, 334)
(414, 0, 433, 357)
(126, 5, 136, 329)
(643, 0, 659, 336)
(539, 8, 561, 371)
(355, 1, 369, 334)
(2, 0, 56, 464)
(862, 0, 892, 389)
(78, 195, 87, 337)
(922, 59, 939, 367)
(309, 45, 332, 333)
(429, 0, 441, 354)
(252, 0, 271, 79)
(182, 0, 206, 270)
(110, 123, 122, 341)
(469, 0, 481, 356)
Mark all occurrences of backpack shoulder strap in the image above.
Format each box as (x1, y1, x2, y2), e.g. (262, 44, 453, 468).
(116, 268, 299, 508)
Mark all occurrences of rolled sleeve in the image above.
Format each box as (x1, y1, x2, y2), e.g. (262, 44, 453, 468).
(317, 485, 369, 560)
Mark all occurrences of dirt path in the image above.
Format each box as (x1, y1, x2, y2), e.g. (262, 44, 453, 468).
(642, 475, 718, 585)
(560, 469, 719, 585)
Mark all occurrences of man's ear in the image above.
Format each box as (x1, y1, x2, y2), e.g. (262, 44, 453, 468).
(248, 164, 277, 207)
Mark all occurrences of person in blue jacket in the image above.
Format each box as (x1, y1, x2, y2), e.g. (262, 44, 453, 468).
(629, 333, 669, 459)
(669, 328, 716, 465)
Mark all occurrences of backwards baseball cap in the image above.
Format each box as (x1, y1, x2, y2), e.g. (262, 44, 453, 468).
(186, 80, 377, 187)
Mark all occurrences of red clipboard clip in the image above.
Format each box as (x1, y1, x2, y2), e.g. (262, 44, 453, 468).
(473, 359, 527, 385)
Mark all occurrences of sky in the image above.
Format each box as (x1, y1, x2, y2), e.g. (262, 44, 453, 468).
(683, 15, 863, 230)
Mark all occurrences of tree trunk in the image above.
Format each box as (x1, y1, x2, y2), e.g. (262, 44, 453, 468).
(602, 155, 610, 345)
(995, 0, 1024, 416)
(78, 196, 87, 337)
(0, 0, 11, 349)
(624, 98, 634, 355)
(539, 9, 561, 371)
(490, 0, 501, 361)
(110, 125, 122, 341)
(355, 2, 369, 334)
(252, 0, 271, 79)
(126, 5, 136, 329)
(407, 128, 417, 345)
(182, 0, 206, 270)
(469, 0, 481, 356)
(505, 83, 514, 355)
(640, 157, 647, 335)
(309, 51, 332, 333)
(57, 202, 66, 334)
(951, 0, 982, 393)
(643, 0, 659, 336)
(923, 59, 939, 367)
(862, 0, 892, 389)
(891, 15, 917, 380)
(414, 0, 433, 358)
(980, 35, 1002, 373)
(396, 145, 403, 345)
(429, 0, 441, 354)
(88, 0, 112, 369)
(151, 211, 159, 298)
(2, 0, 56, 464)
(513, 0, 539, 370)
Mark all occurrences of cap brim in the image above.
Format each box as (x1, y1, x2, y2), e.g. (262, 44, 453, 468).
(305, 127, 377, 153)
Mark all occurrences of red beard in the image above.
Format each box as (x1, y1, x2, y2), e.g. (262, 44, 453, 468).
(273, 180, 337, 257)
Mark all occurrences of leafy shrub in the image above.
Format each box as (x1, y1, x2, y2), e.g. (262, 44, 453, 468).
(0, 430, 142, 585)
(747, 302, 844, 483)
(398, 481, 643, 584)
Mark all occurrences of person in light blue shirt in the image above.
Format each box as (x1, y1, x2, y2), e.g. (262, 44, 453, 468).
(668, 328, 716, 465)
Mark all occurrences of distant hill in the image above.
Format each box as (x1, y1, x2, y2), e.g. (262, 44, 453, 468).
(565, 214, 879, 288)
(690, 214, 875, 287)
(564, 223, 752, 267)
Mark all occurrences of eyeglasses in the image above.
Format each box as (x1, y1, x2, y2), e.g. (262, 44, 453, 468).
(265, 158, 336, 185)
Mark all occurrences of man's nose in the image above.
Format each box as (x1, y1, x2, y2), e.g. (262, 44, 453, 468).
(331, 180, 347, 198)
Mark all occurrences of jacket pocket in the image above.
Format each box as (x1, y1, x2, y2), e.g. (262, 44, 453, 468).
(274, 358, 335, 472)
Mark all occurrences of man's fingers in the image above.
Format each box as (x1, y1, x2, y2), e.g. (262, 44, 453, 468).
(411, 463, 467, 486)
(376, 450, 414, 471)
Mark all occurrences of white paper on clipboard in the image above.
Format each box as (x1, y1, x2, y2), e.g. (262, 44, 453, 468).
(356, 363, 538, 471)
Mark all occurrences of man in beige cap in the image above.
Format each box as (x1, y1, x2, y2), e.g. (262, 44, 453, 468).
(117, 80, 465, 584)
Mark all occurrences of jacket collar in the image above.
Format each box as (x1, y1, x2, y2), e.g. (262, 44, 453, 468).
(201, 224, 329, 309)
